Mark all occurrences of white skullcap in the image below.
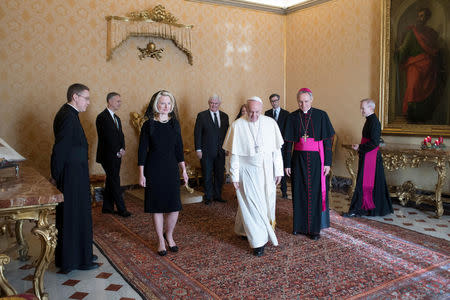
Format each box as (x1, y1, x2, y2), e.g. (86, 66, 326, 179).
(247, 96, 262, 103)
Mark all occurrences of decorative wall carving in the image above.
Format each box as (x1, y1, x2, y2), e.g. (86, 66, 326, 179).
(105, 5, 194, 65)
(137, 42, 164, 61)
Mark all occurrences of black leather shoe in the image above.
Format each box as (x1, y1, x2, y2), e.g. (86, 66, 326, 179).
(102, 209, 115, 214)
(240, 235, 247, 240)
(92, 255, 98, 261)
(78, 263, 100, 270)
(292, 231, 299, 235)
(309, 234, 321, 241)
(204, 199, 212, 205)
(253, 246, 265, 257)
(214, 198, 226, 203)
(343, 212, 360, 218)
(157, 250, 167, 256)
(118, 210, 131, 217)
(163, 233, 179, 252)
(281, 194, 288, 199)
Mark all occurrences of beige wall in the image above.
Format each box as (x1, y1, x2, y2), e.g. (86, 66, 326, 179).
(0, 0, 284, 185)
(286, 0, 382, 179)
(1, 0, 448, 193)
(286, 0, 450, 193)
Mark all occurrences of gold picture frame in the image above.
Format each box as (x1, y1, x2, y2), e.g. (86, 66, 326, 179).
(380, 0, 450, 136)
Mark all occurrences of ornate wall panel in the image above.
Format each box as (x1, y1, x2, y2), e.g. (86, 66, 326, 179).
(0, 0, 284, 185)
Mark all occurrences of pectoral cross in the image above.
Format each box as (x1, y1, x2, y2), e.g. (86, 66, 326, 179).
(302, 133, 309, 142)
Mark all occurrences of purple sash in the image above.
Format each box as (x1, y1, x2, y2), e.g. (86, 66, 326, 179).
(361, 137, 377, 210)
(294, 138, 326, 212)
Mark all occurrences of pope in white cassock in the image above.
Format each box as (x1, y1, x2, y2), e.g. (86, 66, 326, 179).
(222, 96, 284, 257)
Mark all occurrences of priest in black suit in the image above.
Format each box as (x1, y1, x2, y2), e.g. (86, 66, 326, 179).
(264, 93, 290, 198)
(343, 99, 393, 218)
(194, 94, 229, 204)
(96, 92, 131, 217)
(284, 88, 335, 241)
(51, 83, 98, 272)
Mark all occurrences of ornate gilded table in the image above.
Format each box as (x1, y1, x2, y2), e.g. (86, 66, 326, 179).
(342, 143, 450, 218)
(0, 166, 63, 300)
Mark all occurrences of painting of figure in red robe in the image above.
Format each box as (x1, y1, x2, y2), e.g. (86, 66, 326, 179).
(390, 0, 449, 125)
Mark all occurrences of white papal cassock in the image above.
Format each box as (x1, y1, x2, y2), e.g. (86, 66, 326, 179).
(223, 115, 284, 248)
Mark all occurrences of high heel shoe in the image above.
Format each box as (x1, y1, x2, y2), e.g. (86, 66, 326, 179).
(157, 250, 167, 256)
(163, 233, 179, 253)
(168, 245, 179, 252)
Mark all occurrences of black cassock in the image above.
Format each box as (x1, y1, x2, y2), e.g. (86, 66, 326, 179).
(51, 104, 94, 271)
(284, 108, 335, 235)
(348, 114, 393, 216)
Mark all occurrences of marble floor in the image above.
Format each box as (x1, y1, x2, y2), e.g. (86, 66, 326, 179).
(0, 189, 448, 299)
(327, 191, 450, 241)
(0, 225, 143, 300)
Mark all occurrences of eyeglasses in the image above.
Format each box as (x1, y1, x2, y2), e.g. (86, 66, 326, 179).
(270, 99, 280, 103)
(77, 94, 90, 101)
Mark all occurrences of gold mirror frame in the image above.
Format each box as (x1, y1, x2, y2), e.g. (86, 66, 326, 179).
(380, 0, 450, 136)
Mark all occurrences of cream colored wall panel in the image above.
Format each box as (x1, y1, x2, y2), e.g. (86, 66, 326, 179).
(286, 0, 449, 193)
(286, 0, 381, 182)
(0, 0, 284, 185)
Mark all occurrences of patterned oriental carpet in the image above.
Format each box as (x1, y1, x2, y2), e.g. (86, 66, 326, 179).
(92, 185, 450, 299)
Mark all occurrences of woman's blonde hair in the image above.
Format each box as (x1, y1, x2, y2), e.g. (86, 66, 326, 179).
(153, 90, 175, 114)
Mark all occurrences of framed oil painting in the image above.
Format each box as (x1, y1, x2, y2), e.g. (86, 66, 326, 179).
(380, 0, 450, 136)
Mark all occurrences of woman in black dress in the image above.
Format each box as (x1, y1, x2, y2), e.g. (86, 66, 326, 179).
(138, 91, 189, 256)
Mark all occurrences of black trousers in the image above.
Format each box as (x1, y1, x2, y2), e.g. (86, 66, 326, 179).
(101, 160, 126, 213)
(280, 172, 287, 196)
(201, 151, 225, 200)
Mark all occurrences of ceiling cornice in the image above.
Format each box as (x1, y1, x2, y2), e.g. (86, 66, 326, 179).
(185, 0, 332, 15)
(285, 0, 332, 14)
(185, 0, 285, 14)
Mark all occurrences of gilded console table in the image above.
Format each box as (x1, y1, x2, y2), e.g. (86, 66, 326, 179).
(0, 166, 63, 300)
(342, 143, 449, 218)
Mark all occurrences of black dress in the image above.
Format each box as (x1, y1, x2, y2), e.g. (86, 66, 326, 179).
(138, 118, 184, 213)
(348, 114, 393, 216)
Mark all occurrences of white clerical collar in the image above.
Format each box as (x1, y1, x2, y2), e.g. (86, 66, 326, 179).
(302, 108, 311, 114)
(67, 103, 79, 112)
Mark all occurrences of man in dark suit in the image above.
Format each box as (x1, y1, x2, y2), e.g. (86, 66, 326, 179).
(96, 92, 131, 217)
(194, 94, 229, 205)
(265, 93, 289, 198)
(51, 83, 99, 272)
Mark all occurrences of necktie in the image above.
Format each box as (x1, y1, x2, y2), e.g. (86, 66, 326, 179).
(213, 112, 219, 127)
(274, 110, 278, 121)
(114, 115, 119, 129)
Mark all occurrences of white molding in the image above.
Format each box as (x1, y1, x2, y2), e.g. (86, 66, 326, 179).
(285, 0, 333, 14)
(185, 0, 333, 15)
